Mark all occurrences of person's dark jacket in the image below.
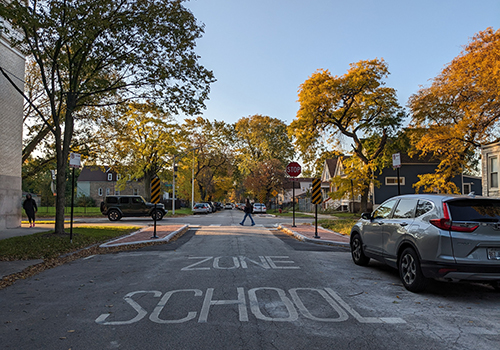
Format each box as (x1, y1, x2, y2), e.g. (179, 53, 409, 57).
(244, 202, 253, 214)
(23, 197, 37, 215)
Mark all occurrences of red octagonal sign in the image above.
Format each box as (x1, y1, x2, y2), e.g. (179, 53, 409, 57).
(286, 162, 301, 177)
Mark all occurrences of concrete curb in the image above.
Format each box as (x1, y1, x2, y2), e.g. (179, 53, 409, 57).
(278, 224, 350, 248)
(99, 224, 189, 248)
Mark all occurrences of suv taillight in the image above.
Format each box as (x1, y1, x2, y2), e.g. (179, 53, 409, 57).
(429, 202, 478, 233)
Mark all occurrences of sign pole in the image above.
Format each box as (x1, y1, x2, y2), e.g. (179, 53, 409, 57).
(311, 178, 322, 239)
(286, 162, 301, 228)
(397, 167, 401, 195)
(292, 179, 296, 227)
(68, 152, 81, 243)
(150, 176, 161, 239)
(70, 167, 75, 243)
(314, 203, 319, 238)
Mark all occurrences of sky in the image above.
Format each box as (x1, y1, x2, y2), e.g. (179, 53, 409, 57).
(184, 0, 500, 126)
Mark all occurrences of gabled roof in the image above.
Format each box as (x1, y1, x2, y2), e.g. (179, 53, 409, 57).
(78, 166, 117, 181)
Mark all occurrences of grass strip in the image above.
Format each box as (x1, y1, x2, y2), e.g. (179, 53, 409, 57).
(318, 219, 357, 236)
(0, 226, 140, 261)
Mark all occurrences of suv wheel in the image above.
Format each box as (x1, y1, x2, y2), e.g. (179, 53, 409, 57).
(151, 210, 164, 221)
(399, 247, 428, 292)
(350, 233, 370, 266)
(108, 209, 122, 221)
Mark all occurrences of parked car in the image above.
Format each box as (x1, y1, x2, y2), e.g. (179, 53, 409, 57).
(225, 203, 233, 209)
(253, 203, 267, 213)
(350, 193, 500, 292)
(100, 195, 166, 221)
(193, 203, 211, 214)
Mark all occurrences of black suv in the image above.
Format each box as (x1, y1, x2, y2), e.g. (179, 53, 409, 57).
(100, 195, 167, 221)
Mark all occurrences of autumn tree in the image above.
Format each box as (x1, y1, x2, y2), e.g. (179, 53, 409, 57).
(95, 102, 185, 201)
(0, 0, 214, 233)
(243, 159, 285, 204)
(408, 27, 500, 193)
(233, 115, 294, 201)
(289, 59, 404, 211)
(183, 117, 235, 202)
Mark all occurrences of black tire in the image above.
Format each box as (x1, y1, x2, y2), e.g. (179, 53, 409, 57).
(398, 247, 428, 293)
(350, 233, 370, 266)
(151, 210, 164, 221)
(108, 209, 121, 221)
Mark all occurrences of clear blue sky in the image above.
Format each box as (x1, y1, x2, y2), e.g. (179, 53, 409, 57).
(185, 0, 500, 126)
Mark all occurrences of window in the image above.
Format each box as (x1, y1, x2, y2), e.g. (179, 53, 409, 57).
(463, 183, 471, 195)
(117, 174, 121, 180)
(373, 199, 398, 219)
(489, 156, 498, 188)
(98, 188, 103, 196)
(106, 188, 110, 196)
(133, 189, 139, 195)
(385, 177, 405, 186)
(114, 190, 120, 195)
(119, 197, 129, 204)
(415, 200, 433, 217)
(106, 197, 118, 204)
(107, 173, 113, 181)
(393, 199, 418, 219)
(132, 197, 144, 204)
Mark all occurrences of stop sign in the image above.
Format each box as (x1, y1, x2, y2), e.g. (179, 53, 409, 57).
(286, 162, 301, 177)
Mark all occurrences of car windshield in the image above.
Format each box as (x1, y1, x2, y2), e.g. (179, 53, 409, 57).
(447, 199, 500, 222)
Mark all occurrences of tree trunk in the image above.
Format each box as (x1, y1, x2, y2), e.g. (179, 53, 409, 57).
(360, 185, 370, 213)
(54, 95, 76, 234)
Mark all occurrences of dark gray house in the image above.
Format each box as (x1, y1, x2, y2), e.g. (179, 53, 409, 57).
(374, 153, 482, 204)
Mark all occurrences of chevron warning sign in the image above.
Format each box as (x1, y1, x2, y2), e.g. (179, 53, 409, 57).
(151, 176, 161, 204)
(311, 178, 322, 205)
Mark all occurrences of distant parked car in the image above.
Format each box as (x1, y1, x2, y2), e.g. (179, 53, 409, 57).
(193, 203, 210, 214)
(100, 195, 166, 221)
(350, 193, 500, 292)
(253, 203, 267, 213)
(225, 203, 233, 209)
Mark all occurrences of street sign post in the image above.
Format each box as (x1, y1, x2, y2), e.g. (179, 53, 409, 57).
(286, 162, 301, 227)
(151, 176, 161, 239)
(69, 153, 81, 243)
(392, 153, 401, 195)
(312, 178, 322, 239)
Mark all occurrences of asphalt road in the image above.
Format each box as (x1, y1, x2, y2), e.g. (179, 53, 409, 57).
(1, 211, 500, 349)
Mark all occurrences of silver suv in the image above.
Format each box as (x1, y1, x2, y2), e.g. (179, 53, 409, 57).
(350, 194, 500, 292)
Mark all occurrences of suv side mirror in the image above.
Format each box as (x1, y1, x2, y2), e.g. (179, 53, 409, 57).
(361, 212, 372, 220)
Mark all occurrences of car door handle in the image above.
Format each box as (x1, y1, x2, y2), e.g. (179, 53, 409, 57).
(399, 222, 408, 227)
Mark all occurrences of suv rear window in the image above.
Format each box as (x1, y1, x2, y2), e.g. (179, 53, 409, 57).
(447, 199, 500, 222)
(119, 197, 129, 204)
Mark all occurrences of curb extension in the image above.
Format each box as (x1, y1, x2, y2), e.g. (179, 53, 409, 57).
(99, 225, 189, 248)
(278, 225, 350, 248)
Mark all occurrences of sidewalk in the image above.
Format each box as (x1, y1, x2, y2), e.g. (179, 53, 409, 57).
(0, 224, 188, 280)
(278, 223, 350, 247)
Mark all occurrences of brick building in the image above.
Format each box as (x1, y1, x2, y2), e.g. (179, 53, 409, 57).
(0, 15, 25, 230)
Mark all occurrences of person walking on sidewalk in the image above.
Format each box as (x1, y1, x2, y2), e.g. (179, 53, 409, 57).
(23, 194, 38, 228)
(239, 199, 255, 226)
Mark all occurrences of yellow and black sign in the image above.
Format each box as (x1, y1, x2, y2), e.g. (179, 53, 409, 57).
(151, 176, 161, 204)
(311, 178, 322, 205)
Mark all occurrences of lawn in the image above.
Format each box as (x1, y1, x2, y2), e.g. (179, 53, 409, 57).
(0, 226, 140, 261)
(318, 219, 357, 236)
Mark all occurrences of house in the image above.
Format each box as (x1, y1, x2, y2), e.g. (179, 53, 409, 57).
(377, 153, 481, 204)
(77, 166, 144, 204)
(321, 153, 482, 210)
(278, 178, 314, 204)
(481, 142, 500, 197)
